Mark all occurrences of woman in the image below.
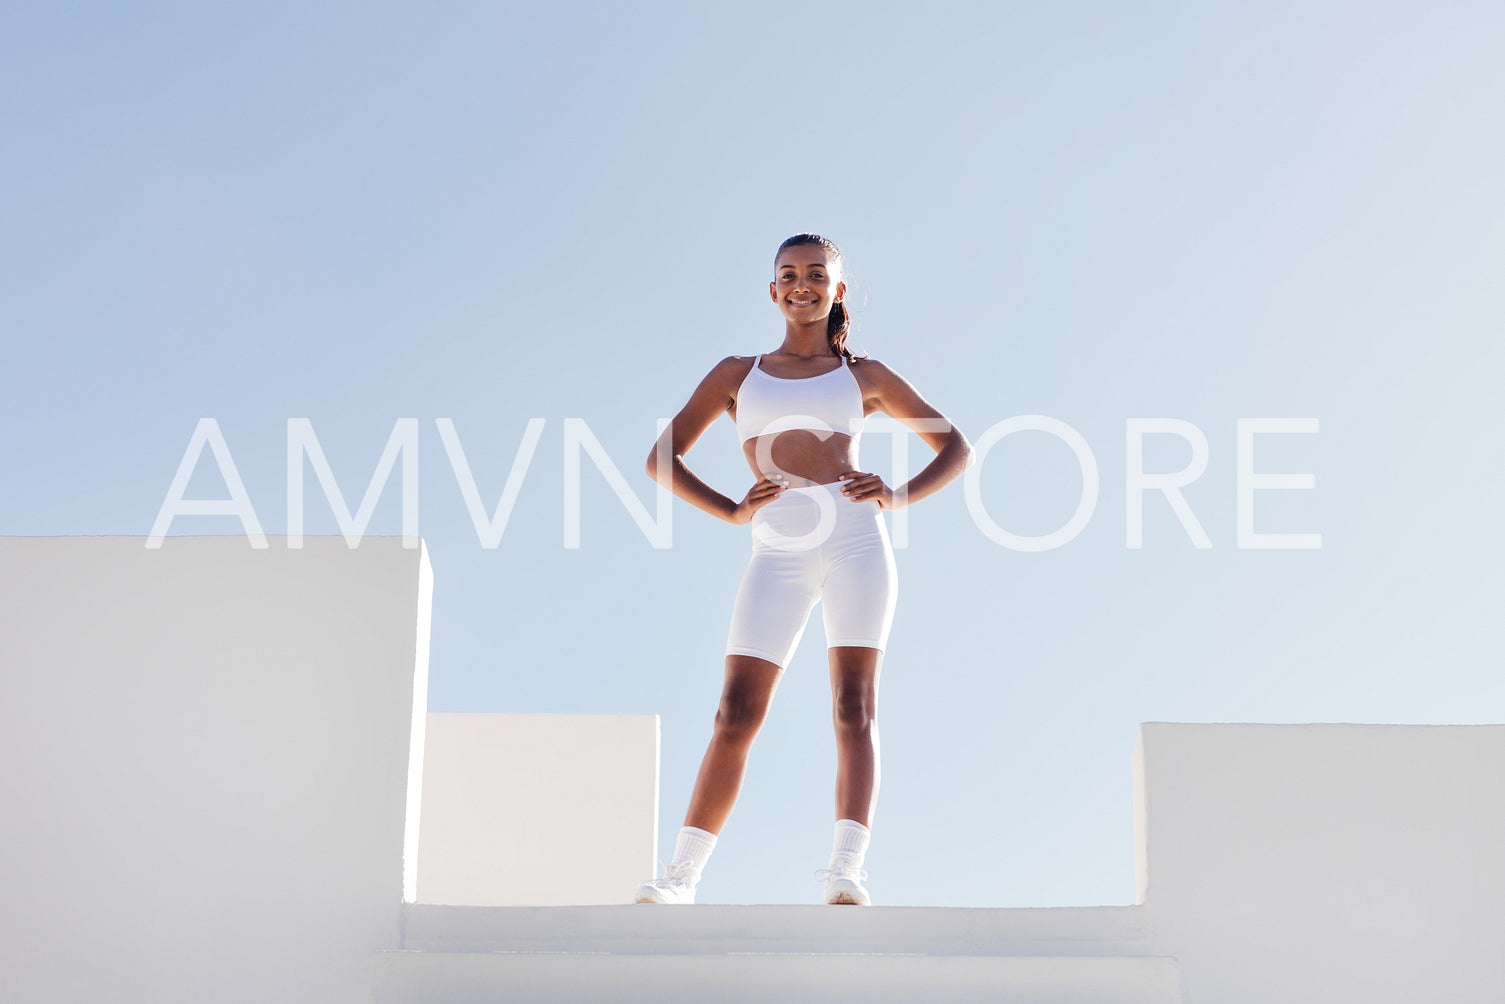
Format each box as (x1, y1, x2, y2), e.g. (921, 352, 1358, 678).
(635, 233, 972, 906)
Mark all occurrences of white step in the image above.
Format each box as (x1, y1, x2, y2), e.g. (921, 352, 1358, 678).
(373, 904, 1184, 1003)
(373, 951, 1181, 1003)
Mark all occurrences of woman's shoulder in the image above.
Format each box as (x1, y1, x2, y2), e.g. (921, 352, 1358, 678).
(712, 354, 763, 375)
(691, 354, 758, 395)
(847, 354, 903, 385)
(849, 356, 930, 406)
(710, 354, 759, 377)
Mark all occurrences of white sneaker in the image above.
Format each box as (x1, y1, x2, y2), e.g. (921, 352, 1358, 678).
(634, 861, 700, 904)
(816, 855, 871, 906)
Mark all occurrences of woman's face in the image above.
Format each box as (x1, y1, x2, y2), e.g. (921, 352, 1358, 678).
(769, 246, 845, 324)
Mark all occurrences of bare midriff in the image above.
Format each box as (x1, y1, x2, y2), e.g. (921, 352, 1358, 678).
(742, 430, 860, 487)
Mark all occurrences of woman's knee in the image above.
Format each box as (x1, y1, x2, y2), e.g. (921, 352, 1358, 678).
(714, 687, 771, 743)
(832, 685, 876, 736)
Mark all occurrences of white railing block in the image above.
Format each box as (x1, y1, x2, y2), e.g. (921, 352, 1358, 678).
(416, 712, 659, 905)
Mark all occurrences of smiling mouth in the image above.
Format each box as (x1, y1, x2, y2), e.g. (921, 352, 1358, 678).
(789, 298, 817, 307)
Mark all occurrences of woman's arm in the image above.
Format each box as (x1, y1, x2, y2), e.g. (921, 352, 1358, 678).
(841, 359, 973, 509)
(646, 356, 785, 524)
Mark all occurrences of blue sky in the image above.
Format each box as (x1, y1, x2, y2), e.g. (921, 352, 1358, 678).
(4, 2, 1503, 907)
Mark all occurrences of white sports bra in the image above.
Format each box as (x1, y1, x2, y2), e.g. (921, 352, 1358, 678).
(734, 355, 866, 445)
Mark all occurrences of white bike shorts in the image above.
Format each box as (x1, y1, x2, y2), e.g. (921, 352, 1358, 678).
(724, 482, 898, 669)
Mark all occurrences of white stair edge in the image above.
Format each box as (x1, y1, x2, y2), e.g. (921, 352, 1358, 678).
(400, 902, 1158, 958)
(373, 950, 1185, 1004)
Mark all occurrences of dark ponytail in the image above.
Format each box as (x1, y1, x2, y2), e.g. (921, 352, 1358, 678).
(827, 298, 854, 361)
(775, 232, 865, 361)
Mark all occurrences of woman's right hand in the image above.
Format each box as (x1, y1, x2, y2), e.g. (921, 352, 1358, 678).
(728, 476, 789, 525)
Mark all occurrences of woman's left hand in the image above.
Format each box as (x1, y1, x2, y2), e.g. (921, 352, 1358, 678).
(838, 471, 899, 510)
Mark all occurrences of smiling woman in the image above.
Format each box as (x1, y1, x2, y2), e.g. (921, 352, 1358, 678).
(636, 233, 974, 907)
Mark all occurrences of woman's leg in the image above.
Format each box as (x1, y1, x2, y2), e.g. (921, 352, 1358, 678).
(829, 645, 882, 826)
(682, 654, 784, 834)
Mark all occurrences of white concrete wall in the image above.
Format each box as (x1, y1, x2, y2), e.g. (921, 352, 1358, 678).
(416, 712, 659, 905)
(1136, 723, 1505, 1003)
(10, 535, 1504, 1003)
(0, 535, 431, 1004)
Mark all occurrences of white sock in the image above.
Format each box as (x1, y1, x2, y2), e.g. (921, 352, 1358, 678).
(830, 818, 870, 870)
(669, 825, 718, 880)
